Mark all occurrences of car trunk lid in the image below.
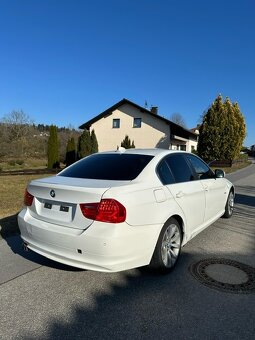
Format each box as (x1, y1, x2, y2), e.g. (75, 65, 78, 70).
(26, 176, 128, 230)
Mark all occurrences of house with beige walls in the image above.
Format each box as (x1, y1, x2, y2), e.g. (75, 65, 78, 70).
(79, 99, 198, 152)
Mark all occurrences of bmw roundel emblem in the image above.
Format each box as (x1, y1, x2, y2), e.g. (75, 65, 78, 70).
(50, 189, 56, 198)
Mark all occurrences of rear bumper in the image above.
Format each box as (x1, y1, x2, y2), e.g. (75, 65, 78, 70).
(18, 209, 162, 272)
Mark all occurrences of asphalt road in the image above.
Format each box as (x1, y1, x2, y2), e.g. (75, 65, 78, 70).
(0, 165, 255, 339)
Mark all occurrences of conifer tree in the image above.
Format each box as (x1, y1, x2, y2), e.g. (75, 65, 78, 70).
(90, 129, 98, 154)
(231, 102, 246, 159)
(47, 125, 60, 168)
(198, 95, 246, 161)
(65, 137, 76, 166)
(121, 135, 135, 149)
(77, 130, 91, 159)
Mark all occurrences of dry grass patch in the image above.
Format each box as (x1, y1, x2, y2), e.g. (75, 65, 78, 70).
(0, 158, 47, 171)
(0, 174, 49, 218)
(0, 174, 50, 238)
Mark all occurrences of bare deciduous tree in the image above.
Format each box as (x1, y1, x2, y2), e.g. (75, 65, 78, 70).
(1, 110, 33, 141)
(170, 113, 186, 128)
(0, 110, 34, 157)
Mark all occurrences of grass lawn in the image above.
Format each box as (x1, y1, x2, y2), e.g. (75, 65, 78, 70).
(0, 174, 50, 218)
(0, 174, 50, 238)
(0, 158, 47, 171)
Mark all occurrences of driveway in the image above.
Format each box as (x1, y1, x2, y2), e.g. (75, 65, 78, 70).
(0, 165, 255, 339)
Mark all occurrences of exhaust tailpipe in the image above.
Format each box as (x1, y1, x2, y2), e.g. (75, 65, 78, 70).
(23, 242, 29, 252)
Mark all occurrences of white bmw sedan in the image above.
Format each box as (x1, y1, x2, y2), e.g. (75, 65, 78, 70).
(18, 148, 234, 273)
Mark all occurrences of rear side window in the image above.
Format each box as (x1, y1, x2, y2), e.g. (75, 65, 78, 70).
(157, 160, 175, 185)
(165, 154, 195, 183)
(59, 153, 154, 181)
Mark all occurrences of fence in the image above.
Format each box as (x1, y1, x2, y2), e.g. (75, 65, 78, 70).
(210, 156, 248, 168)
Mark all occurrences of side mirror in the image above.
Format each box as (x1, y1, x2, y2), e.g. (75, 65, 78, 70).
(214, 169, 225, 178)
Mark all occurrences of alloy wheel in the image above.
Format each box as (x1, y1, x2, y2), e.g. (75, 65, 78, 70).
(161, 223, 181, 268)
(228, 191, 234, 215)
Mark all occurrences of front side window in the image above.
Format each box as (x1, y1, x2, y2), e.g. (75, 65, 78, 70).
(113, 119, 120, 128)
(165, 154, 195, 183)
(186, 154, 214, 180)
(133, 118, 142, 128)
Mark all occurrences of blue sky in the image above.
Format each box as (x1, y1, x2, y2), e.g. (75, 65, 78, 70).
(0, 0, 254, 146)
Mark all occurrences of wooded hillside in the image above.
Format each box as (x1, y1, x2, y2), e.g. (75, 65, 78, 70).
(0, 111, 80, 163)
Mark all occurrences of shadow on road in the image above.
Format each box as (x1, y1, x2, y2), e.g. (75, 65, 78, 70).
(18, 251, 255, 340)
(18, 254, 202, 340)
(0, 214, 19, 239)
(3, 233, 82, 272)
(235, 193, 255, 207)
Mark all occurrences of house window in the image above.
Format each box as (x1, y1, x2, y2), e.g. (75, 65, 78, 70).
(133, 118, 142, 128)
(180, 145, 186, 151)
(113, 119, 120, 128)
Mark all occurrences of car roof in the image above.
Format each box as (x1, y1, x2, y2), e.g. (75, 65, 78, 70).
(101, 148, 187, 157)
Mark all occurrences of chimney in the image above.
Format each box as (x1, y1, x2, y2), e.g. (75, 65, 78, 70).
(150, 106, 158, 115)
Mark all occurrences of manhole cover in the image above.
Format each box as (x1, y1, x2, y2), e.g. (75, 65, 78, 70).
(189, 258, 255, 294)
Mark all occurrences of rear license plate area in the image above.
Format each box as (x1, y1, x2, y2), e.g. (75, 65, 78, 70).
(39, 199, 73, 222)
(44, 202, 52, 209)
(60, 205, 69, 212)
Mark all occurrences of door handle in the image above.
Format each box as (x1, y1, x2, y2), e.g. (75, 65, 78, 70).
(176, 191, 184, 198)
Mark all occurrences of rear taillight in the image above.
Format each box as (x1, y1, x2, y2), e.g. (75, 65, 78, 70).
(80, 199, 126, 223)
(24, 189, 34, 206)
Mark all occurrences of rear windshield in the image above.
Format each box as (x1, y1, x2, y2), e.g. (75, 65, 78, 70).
(59, 153, 154, 180)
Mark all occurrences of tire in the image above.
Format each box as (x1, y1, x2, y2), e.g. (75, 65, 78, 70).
(223, 190, 234, 218)
(150, 217, 182, 273)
